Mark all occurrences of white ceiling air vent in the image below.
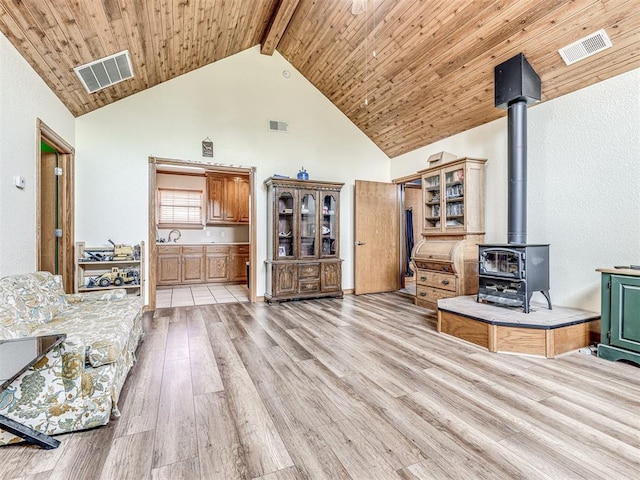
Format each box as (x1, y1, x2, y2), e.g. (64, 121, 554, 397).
(558, 29, 612, 66)
(74, 50, 134, 93)
(268, 120, 289, 133)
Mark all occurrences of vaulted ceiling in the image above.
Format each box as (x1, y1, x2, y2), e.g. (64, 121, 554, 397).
(0, 1, 638, 157)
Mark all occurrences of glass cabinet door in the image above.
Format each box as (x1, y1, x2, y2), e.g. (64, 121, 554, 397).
(444, 166, 464, 231)
(299, 192, 317, 258)
(423, 173, 441, 232)
(276, 191, 294, 259)
(321, 193, 338, 257)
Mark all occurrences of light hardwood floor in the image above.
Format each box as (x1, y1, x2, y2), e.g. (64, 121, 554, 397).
(2, 293, 640, 479)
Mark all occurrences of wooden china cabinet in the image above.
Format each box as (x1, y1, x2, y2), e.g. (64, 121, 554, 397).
(265, 177, 344, 303)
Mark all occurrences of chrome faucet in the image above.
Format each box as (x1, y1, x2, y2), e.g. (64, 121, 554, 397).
(167, 229, 181, 243)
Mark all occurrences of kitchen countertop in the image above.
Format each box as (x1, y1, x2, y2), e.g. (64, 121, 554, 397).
(156, 242, 249, 246)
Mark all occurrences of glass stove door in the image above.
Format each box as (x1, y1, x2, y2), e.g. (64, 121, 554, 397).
(481, 249, 523, 278)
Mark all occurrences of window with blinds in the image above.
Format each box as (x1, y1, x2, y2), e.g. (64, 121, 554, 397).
(157, 188, 203, 228)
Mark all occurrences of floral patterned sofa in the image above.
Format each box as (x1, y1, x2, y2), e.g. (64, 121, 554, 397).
(0, 271, 143, 446)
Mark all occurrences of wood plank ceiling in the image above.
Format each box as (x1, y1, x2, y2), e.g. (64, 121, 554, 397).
(0, 1, 638, 158)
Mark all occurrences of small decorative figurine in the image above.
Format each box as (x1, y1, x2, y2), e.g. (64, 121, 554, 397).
(297, 167, 309, 180)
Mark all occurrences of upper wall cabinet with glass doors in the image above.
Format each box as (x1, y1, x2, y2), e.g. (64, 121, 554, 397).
(420, 157, 487, 237)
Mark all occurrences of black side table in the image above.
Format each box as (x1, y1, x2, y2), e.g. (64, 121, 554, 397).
(0, 334, 66, 449)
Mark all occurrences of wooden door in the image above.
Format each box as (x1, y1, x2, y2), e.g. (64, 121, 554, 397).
(206, 174, 225, 223)
(206, 255, 228, 282)
(37, 122, 74, 294)
(298, 190, 319, 260)
(157, 254, 180, 285)
(39, 152, 59, 276)
(274, 263, 297, 297)
(321, 262, 342, 292)
(182, 249, 206, 283)
(611, 275, 640, 353)
(354, 180, 401, 294)
(237, 176, 250, 223)
(224, 176, 238, 222)
(229, 245, 249, 282)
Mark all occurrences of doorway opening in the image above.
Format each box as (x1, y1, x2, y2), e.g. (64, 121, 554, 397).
(393, 173, 423, 299)
(399, 178, 422, 297)
(147, 157, 257, 310)
(353, 177, 421, 299)
(36, 119, 75, 293)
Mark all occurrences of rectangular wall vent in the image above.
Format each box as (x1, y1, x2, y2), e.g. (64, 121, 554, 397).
(559, 29, 612, 66)
(268, 120, 289, 133)
(74, 50, 134, 93)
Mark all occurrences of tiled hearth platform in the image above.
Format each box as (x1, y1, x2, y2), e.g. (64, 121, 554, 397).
(437, 296, 601, 358)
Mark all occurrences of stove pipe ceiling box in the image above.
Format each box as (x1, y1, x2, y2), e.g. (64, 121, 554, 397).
(494, 53, 541, 109)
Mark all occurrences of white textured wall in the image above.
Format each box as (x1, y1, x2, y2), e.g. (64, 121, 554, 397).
(75, 46, 389, 296)
(0, 33, 75, 276)
(392, 68, 640, 311)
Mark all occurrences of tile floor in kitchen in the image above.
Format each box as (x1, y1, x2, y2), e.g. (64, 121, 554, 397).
(156, 284, 249, 307)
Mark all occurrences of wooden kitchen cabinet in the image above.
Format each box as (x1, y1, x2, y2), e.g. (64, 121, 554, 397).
(205, 245, 229, 282)
(157, 245, 204, 285)
(158, 244, 249, 286)
(229, 244, 249, 282)
(237, 176, 250, 223)
(181, 246, 205, 283)
(264, 177, 343, 303)
(206, 175, 225, 223)
(206, 173, 249, 225)
(157, 245, 181, 285)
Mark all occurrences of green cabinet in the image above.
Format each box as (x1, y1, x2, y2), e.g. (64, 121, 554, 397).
(597, 269, 640, 365)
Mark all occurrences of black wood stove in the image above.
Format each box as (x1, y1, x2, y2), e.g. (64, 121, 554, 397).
(477, 53, 552, 313)
(478, 244, 551, 313)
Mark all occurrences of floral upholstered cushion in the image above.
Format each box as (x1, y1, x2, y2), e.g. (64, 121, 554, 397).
(0, 272, 68, 328)
(65, 289, 127, 303)
(0, 320, 17, 340)
(33, 297, 143, 368)
(0, 293, 32, 337)
(0, 339, 114, 445)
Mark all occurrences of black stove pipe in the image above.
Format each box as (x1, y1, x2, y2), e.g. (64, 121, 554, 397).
(507, 99, 527, 245)
(494, 53, 540, 245)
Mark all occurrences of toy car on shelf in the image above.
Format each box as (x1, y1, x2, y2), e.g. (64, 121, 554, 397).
(88, 267, 139, 288)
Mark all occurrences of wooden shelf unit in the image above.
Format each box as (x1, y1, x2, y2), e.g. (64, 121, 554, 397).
(419, 157, 486, 237)
(75, 241, 144, 301)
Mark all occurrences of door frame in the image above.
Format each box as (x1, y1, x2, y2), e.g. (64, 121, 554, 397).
(147, 157, 257, 310)
(393, 172, 422, 288)
(36, 119, 75, 293)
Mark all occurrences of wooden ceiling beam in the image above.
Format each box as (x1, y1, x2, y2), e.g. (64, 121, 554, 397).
(260, 0, 301, 55)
